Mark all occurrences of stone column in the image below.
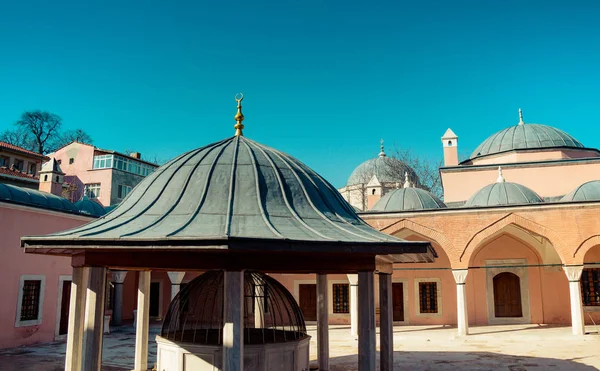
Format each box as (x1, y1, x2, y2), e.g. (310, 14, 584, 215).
(358, 271, 376, 371)
(254, 283, 265, 328)
(134, 271, 151, 371)
(223, 271, 244, 371)
(317, 274, 329, 371)
(452, 269, 469, 336)
(378, 273, 393, 371)
(65, 267, 89, 371)
(564, 266, 585, 336)
(111, 271, 127, 326)
(347, 274, 359, 337)
(82, 267, 107, 371)
(167, 271, 186, 301)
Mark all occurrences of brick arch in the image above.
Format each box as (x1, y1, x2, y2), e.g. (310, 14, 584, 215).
(573, 235, 600, 263)
(460, 213, 568, 265)
(381, 218, 456, 258)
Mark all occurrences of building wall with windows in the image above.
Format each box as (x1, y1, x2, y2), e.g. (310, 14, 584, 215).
(0, 202, 91, 348)
(48, 141, 157, 206)
(0, 141, 48, 189)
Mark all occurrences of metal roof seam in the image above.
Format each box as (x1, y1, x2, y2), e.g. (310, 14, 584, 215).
(224, 136, 240, 236)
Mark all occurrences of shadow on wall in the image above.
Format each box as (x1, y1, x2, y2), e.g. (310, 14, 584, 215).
(326, 351, 598, 371)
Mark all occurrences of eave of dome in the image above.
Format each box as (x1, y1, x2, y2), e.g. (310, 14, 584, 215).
(371, 188, 446, 212)
(469, 123, 584, 161)
(561, 180, 600, 202)
(30, 136, 410, 244)
(0, 183, 78, 213)
(464, 182, 543, 207)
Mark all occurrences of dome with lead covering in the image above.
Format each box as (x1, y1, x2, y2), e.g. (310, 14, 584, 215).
(74, 196, 107, 217)
(469, 110, 584, 161)
(561, 180, 600, 202)
(161, 270, 307, 345)
(0, 183, 78, 213)
(371, 187, 446, 212)
(464, 167, 543, 207)
(347, 141, 417, 186)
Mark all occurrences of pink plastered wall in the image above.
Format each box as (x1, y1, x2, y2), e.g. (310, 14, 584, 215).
(467, 234, 570, 325)
(50, 142, 113, 206)
(442, 160, 600, 203)
(0, 204, 90, 348)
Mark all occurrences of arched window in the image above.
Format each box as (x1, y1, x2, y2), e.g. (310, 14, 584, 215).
(372, 189, 376, 195)
(447, 140, 453, 146)
(55, 176, 59, 183)
(43, 175, 48, 182)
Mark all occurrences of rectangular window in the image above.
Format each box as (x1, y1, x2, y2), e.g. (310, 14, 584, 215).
(333, 283, 350, 313)
(14, 159, 24, 171)
(0, 156, 9, 167)
(16, 275, 45, 327)
(419, 282, 438, 313)
(117, 184, 132, 199)
(85, 183, 101, 198)
(28, 163, 36, 176)
(92, 154, 155, 177)
(581, 268, 600, 306)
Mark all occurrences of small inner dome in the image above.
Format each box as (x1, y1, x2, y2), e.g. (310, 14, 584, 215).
(161, 270, 308, 345)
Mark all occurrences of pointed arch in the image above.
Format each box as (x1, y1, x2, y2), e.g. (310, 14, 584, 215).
(460, 213, 567, 265)
(381, 219, 455, 255)
(574, 235, 600, 263)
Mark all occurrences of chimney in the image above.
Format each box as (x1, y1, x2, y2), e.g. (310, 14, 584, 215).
(130, 152, 141, 159)
(441, 128, 459, 166)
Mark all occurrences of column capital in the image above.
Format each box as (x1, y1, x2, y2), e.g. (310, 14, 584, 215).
(111, 270, 128, 284)
(452, 269, 469, 284)
(346, 274, 358, 285)
(563, 265, 584, 281)
(167, 271, 186, 285)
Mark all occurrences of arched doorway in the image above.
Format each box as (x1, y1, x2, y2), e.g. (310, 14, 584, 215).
(493, 272, 523, 318)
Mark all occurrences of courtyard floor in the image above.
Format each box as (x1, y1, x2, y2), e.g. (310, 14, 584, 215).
(0, 324, 599, 370)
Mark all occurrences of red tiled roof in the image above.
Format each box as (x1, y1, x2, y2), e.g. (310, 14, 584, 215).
(0, 141, 48, 159)
(0, 166, 39, 181)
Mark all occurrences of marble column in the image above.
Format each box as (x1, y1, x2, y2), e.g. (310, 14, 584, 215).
(564, 266, 585, 336)
(65, 267, 89, 371)
(347, 274, 359, 337)
(167, 271, 186, 301)
(358, 271, 375, 371)
(378, 273, 393, 371)
(82, 267, 107, 371)
(317, 274, 329, 371)
(452, 269, 469, 336)
(223, 271, 244, 371)
(134, 271, 151, 371)
(111, 271, 127, 326)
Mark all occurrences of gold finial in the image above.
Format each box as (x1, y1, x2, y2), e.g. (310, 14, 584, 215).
(379, 139, 386, 157)
(234, 93, 245, 136)
(518, 108, 524, 125)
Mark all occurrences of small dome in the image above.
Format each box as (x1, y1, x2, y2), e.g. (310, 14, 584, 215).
(0, 183, 78, 213)
(470, 119, 583, 161)
(161, 270, 308, 345)
(371, 187, 446, 212)
(74, 196, 106, 217)
(347, 142, 416, 186)
(465, 182, 543, 207)
(561, 180, 600, 202)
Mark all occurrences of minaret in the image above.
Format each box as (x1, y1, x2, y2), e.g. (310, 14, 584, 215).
(38, 158, 65, 196)
(441, 128, 459, 166)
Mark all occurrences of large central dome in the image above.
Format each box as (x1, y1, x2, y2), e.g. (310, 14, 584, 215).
(347, 142, 416, 186)
(469, 110, 584, 161)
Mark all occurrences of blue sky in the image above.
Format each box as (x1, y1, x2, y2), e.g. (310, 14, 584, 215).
(1, 0, 600, 187)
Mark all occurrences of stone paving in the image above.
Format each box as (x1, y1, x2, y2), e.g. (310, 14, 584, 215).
(0, 324, 599, 370)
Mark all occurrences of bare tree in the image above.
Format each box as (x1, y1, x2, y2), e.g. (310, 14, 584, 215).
(14, 111, 62, 154)
(389, 146, 443, 198)
(57, 129, 93, 147)
(0, 128, 32, 149)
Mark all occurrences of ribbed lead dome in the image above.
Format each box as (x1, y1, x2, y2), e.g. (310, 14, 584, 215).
(371, 188, 446, 212)
(561, 180, 600, 202)
(470, 123, 583, 161)
(464, 182, 543, 207)
(48, 136, 402, 243)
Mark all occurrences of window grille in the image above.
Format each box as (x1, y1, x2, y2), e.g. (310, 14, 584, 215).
(581, 268, 600, 306)
(20, 280, 42, 321)
(419, 282, 438, 313)
(333, 283, 349, 313)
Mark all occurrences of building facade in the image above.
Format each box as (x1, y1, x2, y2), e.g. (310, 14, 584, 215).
(49, 142, 158, 206)
(0, 141, 48, 189)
